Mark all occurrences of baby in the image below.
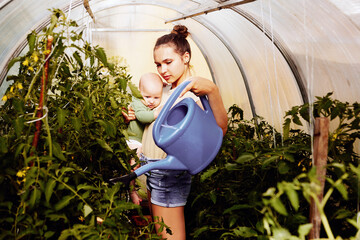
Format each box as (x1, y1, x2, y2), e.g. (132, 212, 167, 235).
(126, 72, 163, 205)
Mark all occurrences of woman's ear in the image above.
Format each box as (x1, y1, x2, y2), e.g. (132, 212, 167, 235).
(183, 52, 190, 64)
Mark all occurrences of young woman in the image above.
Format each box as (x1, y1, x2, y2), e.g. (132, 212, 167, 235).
(128, 25, 227, 239)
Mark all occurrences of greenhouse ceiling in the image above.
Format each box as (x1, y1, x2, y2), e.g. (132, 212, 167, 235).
(1, 0, 360, 130)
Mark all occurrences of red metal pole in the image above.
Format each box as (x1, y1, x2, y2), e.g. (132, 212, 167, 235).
(31, 35, 54, 152)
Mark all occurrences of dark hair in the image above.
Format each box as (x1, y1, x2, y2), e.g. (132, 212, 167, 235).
(154, 25, 191, 61)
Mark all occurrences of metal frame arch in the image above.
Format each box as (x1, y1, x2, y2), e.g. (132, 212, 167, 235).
(230, 6, 308, 104)
(187, 17, 257, 118)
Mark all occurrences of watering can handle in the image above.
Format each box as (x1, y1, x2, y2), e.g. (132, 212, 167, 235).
(155, 80, 214, 129)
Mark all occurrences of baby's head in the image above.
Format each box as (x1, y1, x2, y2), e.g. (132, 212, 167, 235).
(139, 73, 163, 109)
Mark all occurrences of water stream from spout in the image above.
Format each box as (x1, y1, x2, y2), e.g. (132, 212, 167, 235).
(260, 0, 276, 147)
(267, 0, 284, 146)
(303, 0, 315, 164)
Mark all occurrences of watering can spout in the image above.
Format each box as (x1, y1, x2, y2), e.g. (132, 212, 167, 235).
(109, 172, 137, 188)
(109, 155, 187, 187)
(134, 155, 187, 176)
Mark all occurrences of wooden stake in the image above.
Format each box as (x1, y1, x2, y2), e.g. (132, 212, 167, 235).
(309, 117, 330, 239)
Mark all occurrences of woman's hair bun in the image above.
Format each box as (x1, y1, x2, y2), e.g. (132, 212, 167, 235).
(171, 25, 189, 38)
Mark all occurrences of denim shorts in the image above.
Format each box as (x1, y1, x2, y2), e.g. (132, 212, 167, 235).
(140, 154, 192, 208)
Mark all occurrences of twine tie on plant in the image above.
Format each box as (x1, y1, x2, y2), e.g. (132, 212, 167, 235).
(25, 106, 48, 124)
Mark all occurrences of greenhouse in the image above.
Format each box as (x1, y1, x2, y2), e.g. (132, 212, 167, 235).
(0, 0, 359, 239)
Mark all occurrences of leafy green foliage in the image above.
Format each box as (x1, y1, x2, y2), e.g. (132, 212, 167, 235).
(186, 94, 360, 239)
(0, 9, 159, 239)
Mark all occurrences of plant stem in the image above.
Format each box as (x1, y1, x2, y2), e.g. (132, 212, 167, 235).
(44, 111, 53, 157)
(49, 173, 88, 205)
(312, 192, 335, 239)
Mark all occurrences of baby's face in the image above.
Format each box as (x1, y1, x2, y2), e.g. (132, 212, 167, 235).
(140, 85, 162, 109)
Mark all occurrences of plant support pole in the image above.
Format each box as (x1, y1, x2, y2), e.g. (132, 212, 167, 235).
(31, 35, 54, 151)
(309, 117, 329, 239)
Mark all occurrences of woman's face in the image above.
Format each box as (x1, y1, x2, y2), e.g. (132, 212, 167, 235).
(154, 44, 190, 87)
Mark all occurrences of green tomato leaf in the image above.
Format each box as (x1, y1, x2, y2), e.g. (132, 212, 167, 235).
(200, 167, 218, 182)
(193, 226, 209, 238)
(71, 117, 81, 132)
(292, 115, 303, 126)
(54, 195, 73, 211)
(96, 138, 113, 152)
(262, 155, 279, 168)
(283, 153, 295, 162)
(118, 77, 127, 92)
(29, 187, 41, 209)
(95, 47, 108, 66)
(83, 97, 93, 120)
(46, 214, 68, 222)
(272, 227, 292, 239)
(73, 51, 83, 68)
(48, 14, 58, 33)
(7, 56, 22, 70)
(15, 143, 28, 158)
(333, 209, 352, 219)
(0, 136, 8, 154)
(229, 216, 237, 228)
(298, 223, 313, 239)
(109, 97, 118, 109)
(45, 179, 57, 203)
(105, 120, 116, 137)
(278, 161, 290, 175)
(13, 117, 25, 138)
(60, 167, 75, 175)
(350, 164, 360, 178)
(27, 31, 37, 53)
(285, 187, 299, 211)
(233, 226, 258, 238)
(57, 108, 67, 128)
(53, 142, 66, 161)
(299, 104, 310, 122)
(77, 184, 98, 191)
(334, 182, 348, 200)
(236, 153, 255, 164)
(209, 191, 217, 204)
(128, 81, 143, 99)
(223, 204, 252, 214)
(44, 231, 55, 238)
(270, 197, 288, 216)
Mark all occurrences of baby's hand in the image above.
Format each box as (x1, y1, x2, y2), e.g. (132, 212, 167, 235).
(122, 106, 136, 123)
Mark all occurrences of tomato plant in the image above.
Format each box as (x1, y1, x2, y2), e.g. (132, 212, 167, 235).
(187, 94, 360, 239)
(0, 9, 160, 239)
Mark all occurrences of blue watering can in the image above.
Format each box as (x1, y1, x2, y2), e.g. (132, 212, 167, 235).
(110, 80, 223, 185)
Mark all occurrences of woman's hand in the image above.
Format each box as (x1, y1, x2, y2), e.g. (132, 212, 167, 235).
(179, 77, 214, 97)
(122, 106, 136, 123)
(180, 77, 228, 135)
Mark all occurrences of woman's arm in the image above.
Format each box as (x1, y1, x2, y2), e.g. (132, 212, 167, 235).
(180, 77, 228, 135)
